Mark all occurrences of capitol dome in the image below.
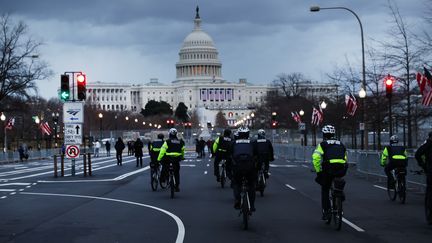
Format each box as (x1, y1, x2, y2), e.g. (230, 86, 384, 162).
(175, 6, 222, 83)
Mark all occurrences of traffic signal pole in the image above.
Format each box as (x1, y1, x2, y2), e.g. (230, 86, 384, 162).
(388, 95, 392, 137)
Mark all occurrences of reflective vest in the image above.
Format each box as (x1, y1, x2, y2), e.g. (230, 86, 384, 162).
(381, 145, 407, 166)
(213, 136, 232, 154)
(150, 139, 164, 152)
(157, 138, 185, 161)
(312, 139, 347, 173)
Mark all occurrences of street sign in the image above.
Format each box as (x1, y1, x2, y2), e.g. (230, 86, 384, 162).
(64, 123, 83, 145)
(359, 122, 365, 131)
(299, 122, 306, 131)
(65, 145, 80, 159)
(63, 102, 84, 124)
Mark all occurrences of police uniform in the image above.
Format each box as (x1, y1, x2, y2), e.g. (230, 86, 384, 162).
(231, 137, 258, 209)
(148, 138, 164, 168)
(312, 139, 348, 213)
(253, 137, 274, 175)
(381, 144, 408, 183)
(213, 135, 233, 179)
(157, 137, 185, 189)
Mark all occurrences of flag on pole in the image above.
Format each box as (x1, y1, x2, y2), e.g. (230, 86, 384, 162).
(311, 107, 323, 126)
(5, 117, 15, 130)
(291, 112, 302, 123)
(345, 94, 358, 116)
(40, 122, 52, 136)
(416, 67, 432, 106)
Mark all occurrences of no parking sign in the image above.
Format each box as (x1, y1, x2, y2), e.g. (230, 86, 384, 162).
(66, 145, 80, 159)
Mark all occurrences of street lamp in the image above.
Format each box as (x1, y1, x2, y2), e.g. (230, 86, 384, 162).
(52, 112, 59, 148)
(320, 101, 327, 110)
(1, 113, 6, 153)
(299, 109, 305, 116)
(98, 113, 103, 140)
(310, 5, 366, 149)
(35, 116, 40, 150)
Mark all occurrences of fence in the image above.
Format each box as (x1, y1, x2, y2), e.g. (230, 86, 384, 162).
(0, 148, 60, 163)
(273, 144, 426, 187)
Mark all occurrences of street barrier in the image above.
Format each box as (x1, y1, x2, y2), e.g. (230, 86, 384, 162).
(274, 144, 426, 188)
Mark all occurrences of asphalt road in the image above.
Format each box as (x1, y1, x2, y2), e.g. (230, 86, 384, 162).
(0, 152, 431, 243)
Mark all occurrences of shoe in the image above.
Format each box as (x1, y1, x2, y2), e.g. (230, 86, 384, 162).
(234, 201, 241, 209)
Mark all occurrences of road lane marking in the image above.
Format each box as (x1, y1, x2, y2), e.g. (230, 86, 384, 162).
(206, 164, 209, 167)
(180, 164, 196, 167)
(373, 185, 387, 190)
(9, 192, 16, 195)
(0, 189, 16, 192)
(0, 182, 31, 186)
(342, 218, 365, 232)
(302, 165, 309, 168)
(20, 192, 185, 243)
(270, 165, 298, 168)
(285, 184, 296, 190)
(204, 171, 208, 175)
(0, 196, 7, 199)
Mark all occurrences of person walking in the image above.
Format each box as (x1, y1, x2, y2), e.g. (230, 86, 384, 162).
(415, 131, 432, 225)
(105, 140, 111, 157)
(114, 137, 125, 165)
(94, 140, 101, 157)
(134, 138, 144, 167)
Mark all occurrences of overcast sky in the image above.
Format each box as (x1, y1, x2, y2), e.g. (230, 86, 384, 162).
(0, 0, 425, 99)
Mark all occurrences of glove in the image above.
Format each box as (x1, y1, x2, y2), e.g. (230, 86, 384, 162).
(315, 172, 323, 185)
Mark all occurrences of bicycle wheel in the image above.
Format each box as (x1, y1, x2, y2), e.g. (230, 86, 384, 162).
(242, 194, 249, 230)
(150, 168, 158, 191)
(220, 167, 225, 188)
(332, 196, 343, 231)
(159, 169, 168, 189)
(425, 189, 432, 225)
(326, 193, 332, 225)
(398, 176, 406, 204)
(387, 180, 397, 201)
(170, 175, 175, 199)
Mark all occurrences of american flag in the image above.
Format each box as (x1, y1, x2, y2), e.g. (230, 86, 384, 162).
(40, 122, 52, 136)
(416, 67, 432, 106)
(291, 112, 302, 123)
(345, 94, 358, 116)
(5, 117, 15, 130)
(311, 107, 323, 126)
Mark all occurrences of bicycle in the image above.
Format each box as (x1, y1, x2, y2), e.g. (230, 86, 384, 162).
(412, 170, 432, 225)
(256, 163, 266, 197)
(387, 167, 406, 204)
(167, 161, 176, 199)
(326, 177, 345, 231)
(238, 176, 251, 230)
(150, 162, 162, 191)
(220, 159, 227, 188)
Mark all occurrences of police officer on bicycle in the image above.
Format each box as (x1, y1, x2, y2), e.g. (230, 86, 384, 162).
(213, 129, 233, 182)
(148, 134, 165, 171)
(157, 128, 185, 192)
(253, 129, 274, 179)
(312, 125, 348, 220)
(231, 126, 258, 211)
(415, 131, 432, 224)
(381, 135, 408, 189)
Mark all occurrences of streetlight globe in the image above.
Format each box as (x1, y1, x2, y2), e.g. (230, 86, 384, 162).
(359, 87, 366, 98)
(134, 118, 138, 123)
(299, 109, 305, 116)
(251, 113, 255, 118)
(272, 112, 277, 116)
(310, 6, 320, 12)
(143, 122, 145, 125)
(246, 115, 250, 119)
(98, 113, 103, 119)
(0, 113, 5, 121)
(35, 116, 40, 124)
(320, 101, 327, 109)
(125, 116, 129, 121)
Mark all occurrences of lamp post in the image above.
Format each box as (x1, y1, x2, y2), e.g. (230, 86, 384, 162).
(1, 113, 6, 153)
(311, 5, 366, 149)
(35, 116, 40, 150)
(359, 88, 366, 149)
(299, 109, 307, 146)
(98, 113, 103, 140)
(320, 101, 327, 110)
(52, 112, 59, 148)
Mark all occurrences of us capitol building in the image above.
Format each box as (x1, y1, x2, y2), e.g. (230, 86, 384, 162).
(86, 7, 272, 126)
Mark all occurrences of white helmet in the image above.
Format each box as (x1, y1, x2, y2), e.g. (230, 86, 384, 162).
(258, 129, 266, 137)
(238, 126, 250, 134)
(322, 125, 335, 136)
(390, 135, 398, 144)
(169, 128, 177, 136)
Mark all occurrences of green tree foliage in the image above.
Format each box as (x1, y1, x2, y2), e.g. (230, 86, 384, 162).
(175, 102, 189, 122)
(215, 110, 228, 128)
(140, 100, 173, 117)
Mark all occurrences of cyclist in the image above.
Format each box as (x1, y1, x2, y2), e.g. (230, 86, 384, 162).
(415, 131, 432, 224)
(312, 125, 348, 220)
(213, 129, 233, 182)
(157, 128, 185, 192)
(380, 135, 408, 189)
(253, 129, 274, 179)
(231, 126, 258, 211)
(148, 134, 165, 171)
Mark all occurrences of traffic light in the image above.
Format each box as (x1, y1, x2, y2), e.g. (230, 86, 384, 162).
(271, 112, 278, 128)
(385, 74, 393, 98)
(77, 73, 86, 101)
(60, 74, 70, 101)
(166, 119, 174, 128)
(271, 121, 278, 128)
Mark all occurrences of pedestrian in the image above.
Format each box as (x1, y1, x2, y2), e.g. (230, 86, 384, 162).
(94, 140, 101, 157)
(207, 139, 214, 158)
(415, 131, 432, 225)
(195, 138, 200, 158)
(115, 137, 125, 165)
(127, 141, 132, 155)
(105, 140, 111, 157)
(199, 137, 206, 157)
(18, 143, 29, 162)
(134, 138, 144, 167)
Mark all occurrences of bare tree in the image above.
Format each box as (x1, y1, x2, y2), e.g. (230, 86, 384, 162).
(0, 14, 51, 105)
(272, 72, 310, 98)
(189, 109, 200, 129)
(214, 110, 228, 128)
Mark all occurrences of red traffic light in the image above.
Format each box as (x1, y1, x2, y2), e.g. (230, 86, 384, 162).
(77, 73, 87, 101)
(384, 74, 394, 98)
(385, 78, 393, 86)
(77, 74, 86, 83)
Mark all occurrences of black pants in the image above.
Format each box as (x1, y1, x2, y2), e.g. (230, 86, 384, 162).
(232, 167, 256, 208)
(161, 158, 181, 188)
(384, 160, 407, 183)
(213, 154, 232, 178)
(136, 156, 143, 167)
(116, 152, 122, 165)
(256, 159, 270, 172)
(150, 153, 159, 168)
(318, 163, 347, 212)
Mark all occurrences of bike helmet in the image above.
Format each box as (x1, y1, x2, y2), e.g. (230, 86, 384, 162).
(169, 128, 177, 137)
(322, 125, 336, 139)
(223, 129, 232, 137)
(237, 126, 250, 139)
(157, 133, 164, 139)
(258, 129, 266, 138)
(390, 135, 398, 144)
